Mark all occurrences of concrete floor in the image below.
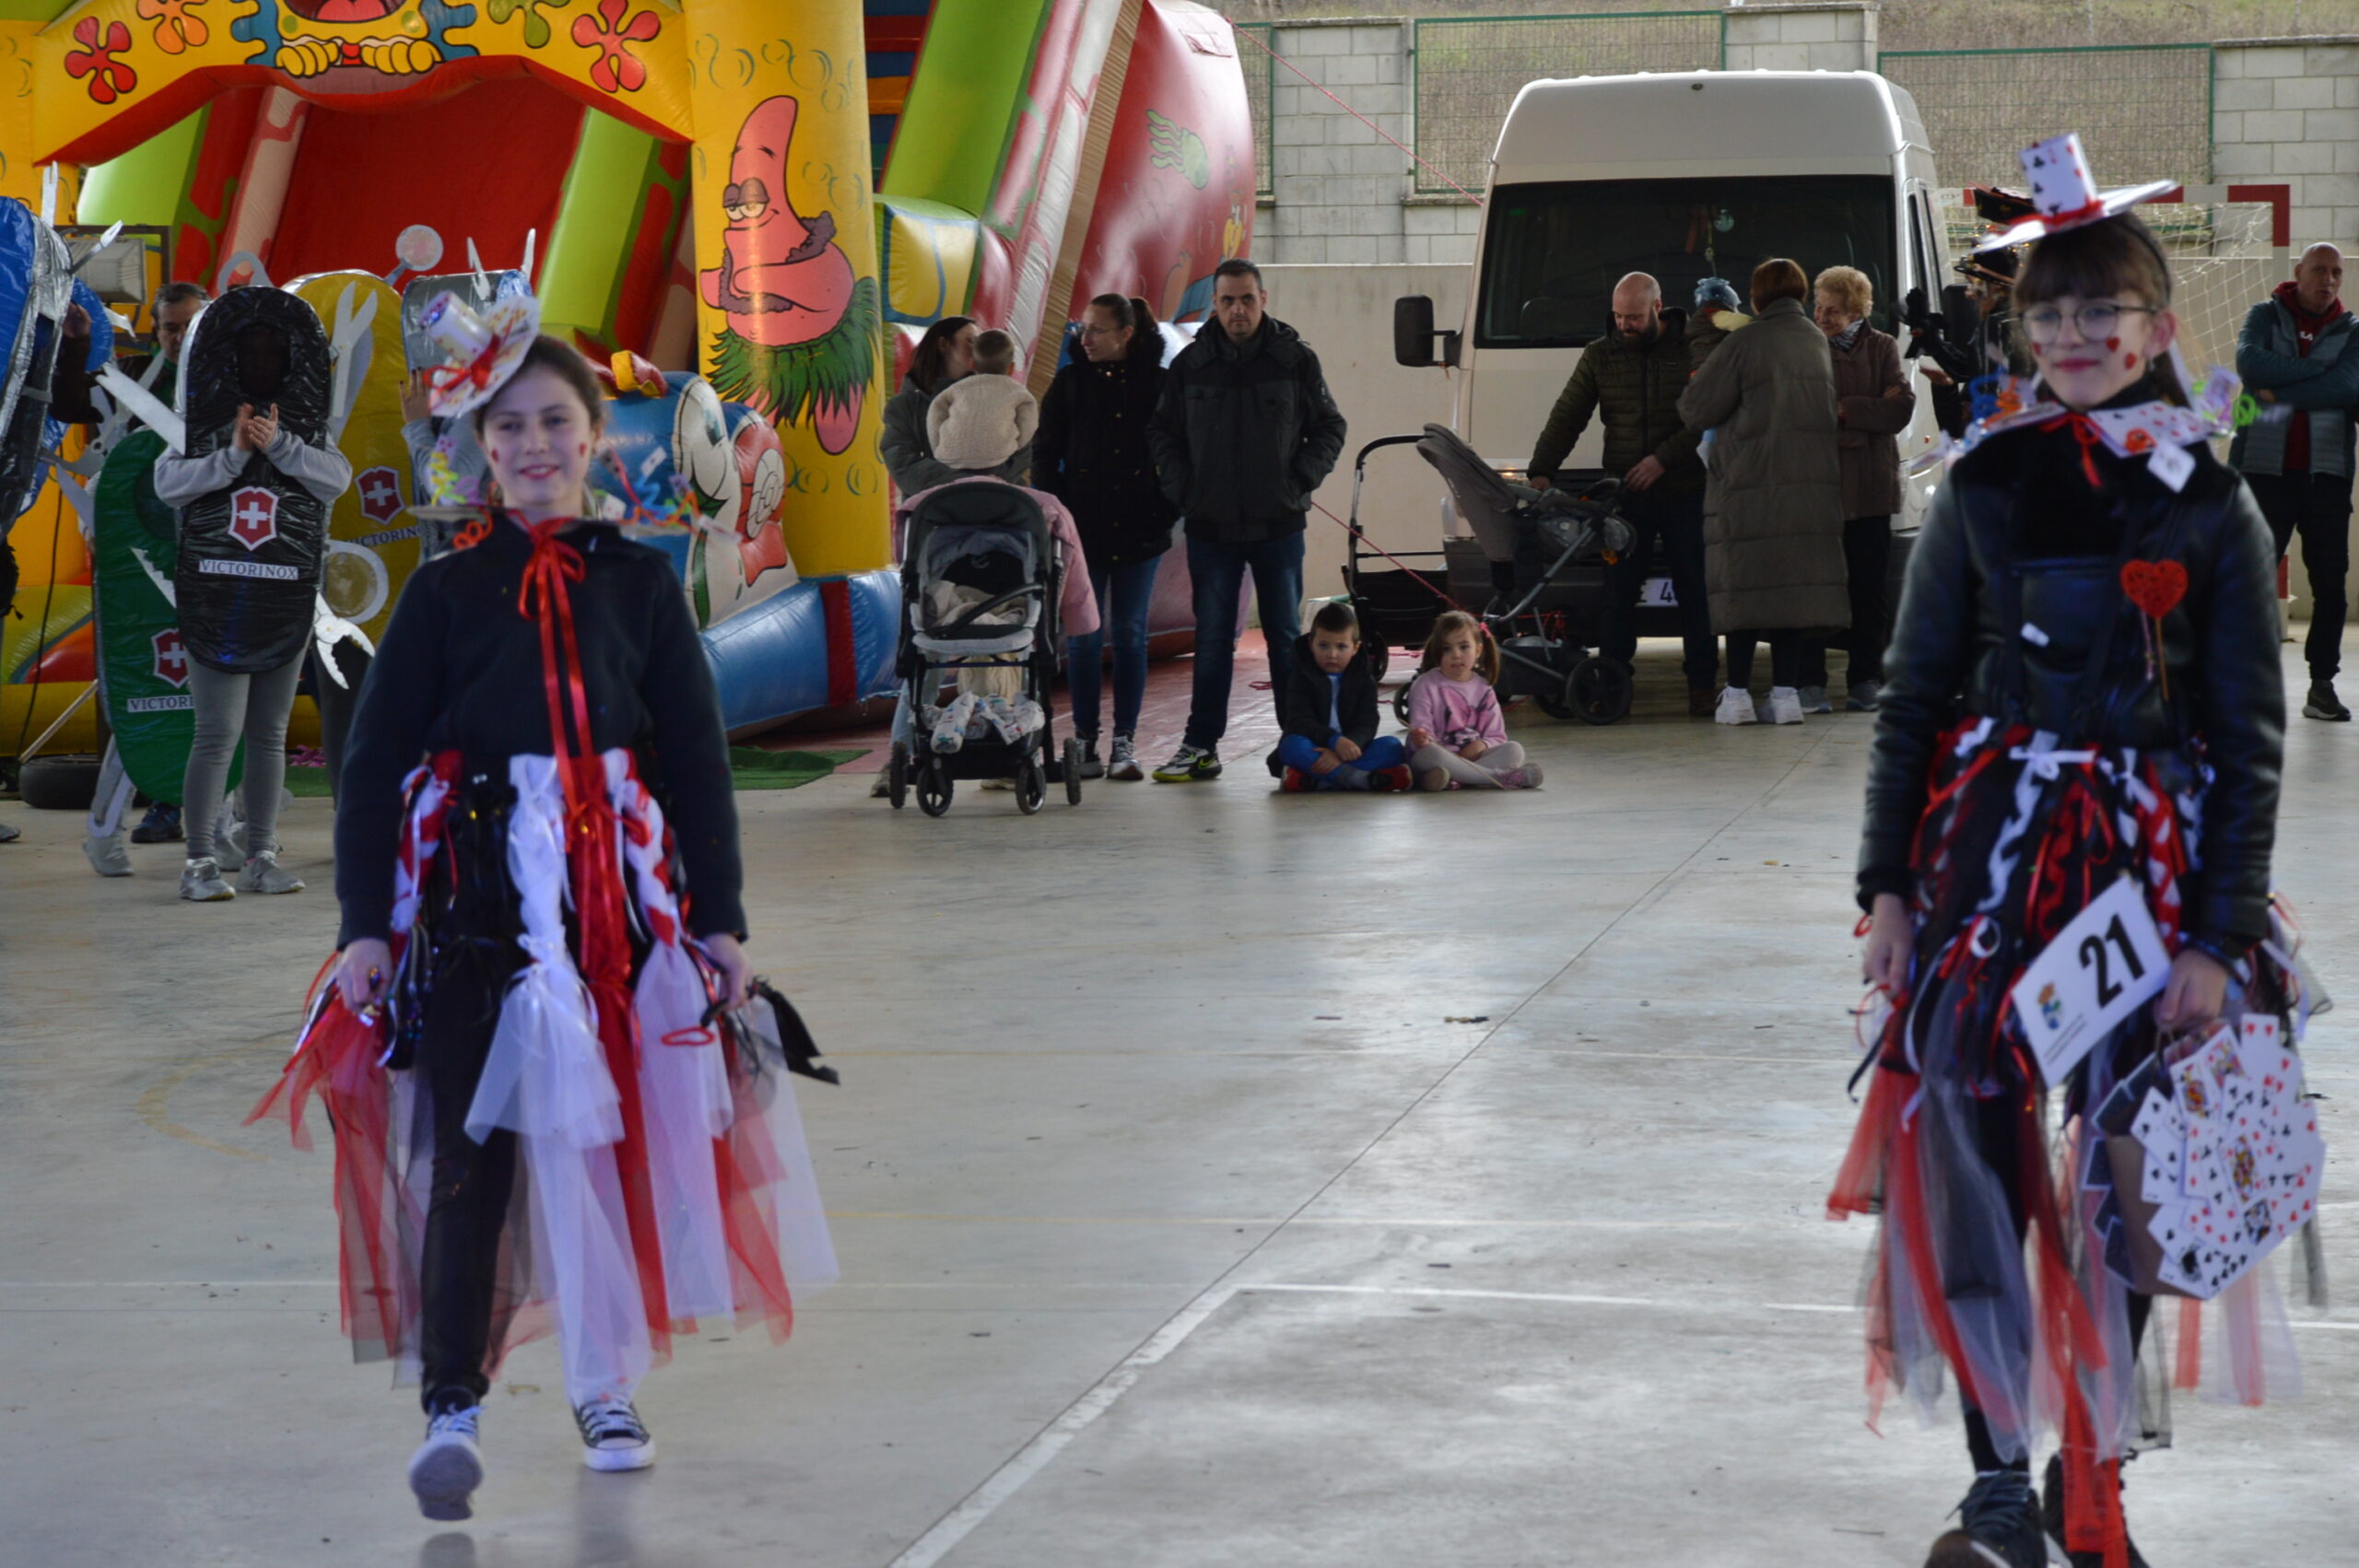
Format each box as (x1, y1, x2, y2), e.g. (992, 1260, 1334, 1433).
(3, 642, 2356, 1568)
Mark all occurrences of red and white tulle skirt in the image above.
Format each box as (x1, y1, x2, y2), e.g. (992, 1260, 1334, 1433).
(252, 749, 835, 1405)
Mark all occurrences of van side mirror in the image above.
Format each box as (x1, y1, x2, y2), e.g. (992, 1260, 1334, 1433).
(1394, 295, 1460, 368)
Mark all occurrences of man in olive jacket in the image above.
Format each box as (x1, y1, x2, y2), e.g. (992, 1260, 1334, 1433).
(1528, 273, 1716, 715)
(1147, 259, 1347, 781)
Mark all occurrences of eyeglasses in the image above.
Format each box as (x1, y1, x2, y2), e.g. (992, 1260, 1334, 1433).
(2018, 300, 2159, 345)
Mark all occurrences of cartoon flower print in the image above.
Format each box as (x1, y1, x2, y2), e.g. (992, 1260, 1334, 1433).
(64, 18, 136, 104)
(570, 0, 658, 96)
(136, 0, 207, 56)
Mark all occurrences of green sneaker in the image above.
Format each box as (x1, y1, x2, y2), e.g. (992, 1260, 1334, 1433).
(1152, 743, 1222, 782)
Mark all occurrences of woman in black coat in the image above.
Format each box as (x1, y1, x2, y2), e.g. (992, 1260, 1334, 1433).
(1033, 294, 1177, 779)
(1835, 195, 2302, 1568)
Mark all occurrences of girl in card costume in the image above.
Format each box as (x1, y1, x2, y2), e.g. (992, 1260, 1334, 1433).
(1830, 135, 2311, 1568)
(251, 298, 833, 1522)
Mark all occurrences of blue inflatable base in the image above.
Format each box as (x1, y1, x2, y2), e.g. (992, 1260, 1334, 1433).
(700, 569, 901, 734)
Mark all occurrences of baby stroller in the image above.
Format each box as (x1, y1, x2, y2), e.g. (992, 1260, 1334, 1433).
(1409, 423, 1637, 723)
(887, 481, 1084, 816)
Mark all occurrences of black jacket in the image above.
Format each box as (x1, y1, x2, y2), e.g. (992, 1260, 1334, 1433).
(334, 516, 743, 946)
(1527, 307, 1705, 493)
(1859, 414, 2283, 957)
(1033, 353, 1177, 566)
(1276, 632, 1379, 753)
(1148, 316, 1347, 544)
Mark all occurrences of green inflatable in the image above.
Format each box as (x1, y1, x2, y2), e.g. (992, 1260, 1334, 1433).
(93, 428, 239, 805)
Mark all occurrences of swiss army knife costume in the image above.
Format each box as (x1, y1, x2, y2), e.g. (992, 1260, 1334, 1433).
(153, 287, 340, 674)
(1827, 137, 2324, 1568)
(248, 296, 833, 1519)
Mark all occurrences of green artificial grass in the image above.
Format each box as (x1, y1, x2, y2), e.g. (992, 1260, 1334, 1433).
(282, 748, 863, 799)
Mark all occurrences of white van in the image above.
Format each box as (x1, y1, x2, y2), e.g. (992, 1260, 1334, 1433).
(1397, 69, 1952, 537)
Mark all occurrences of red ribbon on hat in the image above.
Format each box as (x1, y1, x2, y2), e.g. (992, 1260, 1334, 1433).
(427, 338, 509, 405)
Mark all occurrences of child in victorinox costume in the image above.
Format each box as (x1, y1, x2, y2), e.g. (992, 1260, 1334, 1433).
(252, 299, 832, 1521)
(1830, 136, 2318, 1568)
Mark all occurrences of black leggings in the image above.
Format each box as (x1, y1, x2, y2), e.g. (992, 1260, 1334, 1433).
(1956, 1092, 2152, 1472)
(1723, 629, 1805, 689)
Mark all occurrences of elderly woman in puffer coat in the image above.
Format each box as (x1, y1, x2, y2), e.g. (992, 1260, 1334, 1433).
(1677, 256, 1848, 726)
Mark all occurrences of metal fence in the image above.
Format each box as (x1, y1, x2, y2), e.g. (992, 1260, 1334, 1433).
(1412, 10, 1725, 195)
(1235, 22, 1274, 198)
(1882, 45, 2213, 193)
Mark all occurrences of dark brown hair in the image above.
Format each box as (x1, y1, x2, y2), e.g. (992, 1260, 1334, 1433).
(1087, 293, 1164, 362)
(2016, 214, 2184, 402)
(908, 315, 975, 393)
(971, 328, 1017, 375)
(472, 333, 607, 435)
(1310, 600, 1359, 638)
(1750, 258, 1809, 310)
(1418, 609, 1501, 685)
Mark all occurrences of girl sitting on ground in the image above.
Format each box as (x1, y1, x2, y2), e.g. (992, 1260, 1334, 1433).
(1405, 611, 1542, 790)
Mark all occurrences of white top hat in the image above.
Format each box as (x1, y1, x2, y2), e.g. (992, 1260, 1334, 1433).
(1976, 133, 2177, 252)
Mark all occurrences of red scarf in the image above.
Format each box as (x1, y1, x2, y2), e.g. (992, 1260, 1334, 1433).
(2272, 280, 2346, 472)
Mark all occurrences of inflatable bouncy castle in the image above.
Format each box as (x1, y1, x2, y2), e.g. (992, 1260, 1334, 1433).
(0, 0, 1253, 750)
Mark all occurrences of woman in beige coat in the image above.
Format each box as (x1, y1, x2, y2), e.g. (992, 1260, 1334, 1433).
(1676, 258, 1847, 725)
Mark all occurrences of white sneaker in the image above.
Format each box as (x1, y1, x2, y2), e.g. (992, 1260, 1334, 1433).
(408, 1403, 485, 1521)
(1765, 686, 1806, 725)
(236, 849, 305, 895)
(1713, 687, 1758, 726)
(84, 832, 132, 877)
(179, 856, 235, 901)
(576, 1395, 655, 1472)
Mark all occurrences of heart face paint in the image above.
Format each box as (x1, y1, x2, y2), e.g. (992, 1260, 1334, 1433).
(2125, 353, 2140, 369)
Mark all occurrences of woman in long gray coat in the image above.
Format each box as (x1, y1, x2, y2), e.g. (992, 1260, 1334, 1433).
(1676, 257, 1847, 726)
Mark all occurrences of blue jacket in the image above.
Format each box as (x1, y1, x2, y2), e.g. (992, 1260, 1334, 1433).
(2230, 297, 2359, 478)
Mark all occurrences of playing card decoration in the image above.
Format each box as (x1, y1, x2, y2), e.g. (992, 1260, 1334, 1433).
(2096, 1015, 2324, 1299)
(1978, 132, 2178, 253)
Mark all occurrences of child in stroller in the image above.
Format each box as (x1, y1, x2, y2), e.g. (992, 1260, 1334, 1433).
(886, 381, 1098, 815)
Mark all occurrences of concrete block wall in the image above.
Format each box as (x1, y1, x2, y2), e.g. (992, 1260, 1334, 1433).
(1262, 18, 1414, 264)
(2212, 40, 2359, 248)
(1722, 2, 1877, 74)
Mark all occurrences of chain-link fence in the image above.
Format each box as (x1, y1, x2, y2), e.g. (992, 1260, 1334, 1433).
(1235, 22, 1274, 197)
(1412, 11, 1724, 195)
(1883, 45, 2213, 193)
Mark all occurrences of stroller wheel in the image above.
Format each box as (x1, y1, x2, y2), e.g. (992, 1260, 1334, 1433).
(1361, 640, 1391, 685)
(1567, 654, 1634, 725)
(918, 758, 954, 817)
(887, 741, 910, 810)
(1391, 671, 1419, 727)
(1015, 759, 1047, 815)
(1062, 738, 1085, 805)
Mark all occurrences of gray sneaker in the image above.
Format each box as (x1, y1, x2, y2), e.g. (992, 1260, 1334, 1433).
(1075, 736, 1107, 779)
(1107, 733, 1144, 781)
(236, 849, 305, 895)
(1798, 685, 1834, 714)
(83, 832, 132, 878)
(179, 856, 235, 902)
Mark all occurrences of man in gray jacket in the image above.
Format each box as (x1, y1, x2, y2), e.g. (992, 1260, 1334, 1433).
(2232, 242, 2359, 720)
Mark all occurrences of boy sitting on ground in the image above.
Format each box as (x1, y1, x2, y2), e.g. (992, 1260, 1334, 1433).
(1273, 603, 1411, 791)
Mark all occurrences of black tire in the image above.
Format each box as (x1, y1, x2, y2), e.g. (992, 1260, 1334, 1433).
(917, 759, 953, 817)
(887, 741, 909, 810)
(1015, 760, 1047, 815)
(1062, 738, 1084, 805)
(1532, 682, 1577, 720)
(1391, 670, 1418, 726)
(1362, 640, 1391, 685)
(1568, 654, 1634, 725)
(18, 753, 100, 811)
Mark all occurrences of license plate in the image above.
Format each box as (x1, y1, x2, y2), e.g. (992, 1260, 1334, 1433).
(1641, 576, 1677, 606)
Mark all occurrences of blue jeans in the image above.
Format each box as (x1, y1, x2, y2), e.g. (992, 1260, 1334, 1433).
(1276, 732, 1406, 787)
(1184, 532, 1305, 750)
(1066, 554, 1163, 739)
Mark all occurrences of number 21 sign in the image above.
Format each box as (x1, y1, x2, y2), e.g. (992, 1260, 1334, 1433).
(2009, 876, 2172, 1084)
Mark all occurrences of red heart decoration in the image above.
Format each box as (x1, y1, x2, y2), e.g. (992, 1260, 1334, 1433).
(2121, 558, 2188, 618)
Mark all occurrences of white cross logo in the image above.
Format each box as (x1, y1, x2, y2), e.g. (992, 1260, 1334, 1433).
(228, 486, 279, 551)
(152, 628, 188, 688)
(358, 465, 404, 523)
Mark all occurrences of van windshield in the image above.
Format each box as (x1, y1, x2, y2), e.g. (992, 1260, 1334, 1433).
(1474, 176, 1897, 348)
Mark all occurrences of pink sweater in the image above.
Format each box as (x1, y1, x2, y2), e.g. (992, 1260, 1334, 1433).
(895, 476, 1101, 638)
(1407, 671, 1508, 750)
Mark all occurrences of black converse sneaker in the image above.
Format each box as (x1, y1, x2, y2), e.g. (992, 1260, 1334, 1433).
(1925, 1469, 2048, 1568)
(2041, 1453, 2151, 1568)
(406, 1398, 484, 1521)
(576, 1394, 656, 1472)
